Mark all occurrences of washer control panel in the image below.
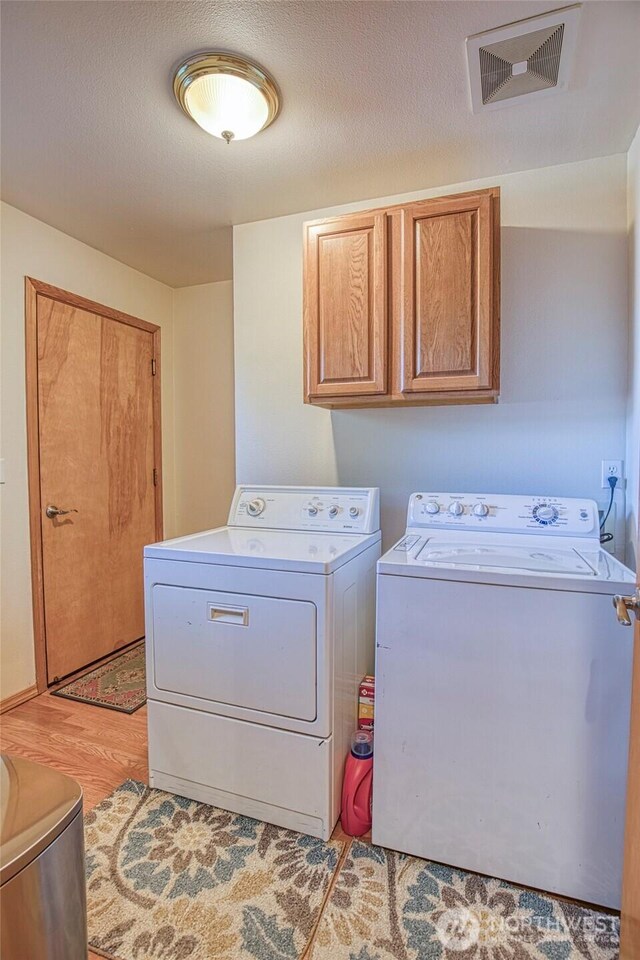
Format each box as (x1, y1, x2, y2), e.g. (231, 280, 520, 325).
(229, 486, 380, 533)
(407, 493, 599, 537)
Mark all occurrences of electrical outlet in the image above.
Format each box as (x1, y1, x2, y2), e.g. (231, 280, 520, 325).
(601, 460, 623, 488)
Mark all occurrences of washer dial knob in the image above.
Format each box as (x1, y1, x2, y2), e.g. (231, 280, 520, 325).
(473, 503, 489, 517)
(449, 501, 464, 517)
(308, 505, 319, 517)
(247, 498, 265, 517)
(329, 505, 339, 518)
(349, 507, 360, 518)
(425, 501, 440, 515)
(533, 503, 559, 524)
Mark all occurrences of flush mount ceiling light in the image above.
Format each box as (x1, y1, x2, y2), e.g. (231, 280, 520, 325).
(173, 52, 280, 143)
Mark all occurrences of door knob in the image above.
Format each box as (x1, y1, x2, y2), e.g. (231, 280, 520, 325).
(46, 504, 78, 519)
(612, 590, 640, 626)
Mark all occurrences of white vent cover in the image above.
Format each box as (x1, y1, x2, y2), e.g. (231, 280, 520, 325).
(466, 4, 581, 113)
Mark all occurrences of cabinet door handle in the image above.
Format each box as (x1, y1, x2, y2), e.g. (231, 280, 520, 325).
(208, 604, 249, 626)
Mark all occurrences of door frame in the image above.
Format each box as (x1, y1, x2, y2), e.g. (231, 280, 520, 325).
(25, 277, 163, 693)
(621, 498, 640, 957)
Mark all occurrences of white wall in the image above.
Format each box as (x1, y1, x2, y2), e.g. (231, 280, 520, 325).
(234, 155, 630, 553)
(173, 281, 236, 534)
(627, 128, 640, 567)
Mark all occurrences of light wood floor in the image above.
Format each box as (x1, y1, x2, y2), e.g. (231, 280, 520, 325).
(1, 690, 148, 960)
(0, 690, 148, 809)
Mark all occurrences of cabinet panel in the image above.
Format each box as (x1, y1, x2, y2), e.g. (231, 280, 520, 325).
(415, 211, 475, 375)
(400, 192, 496, 393)
(304, 212, 387, 398)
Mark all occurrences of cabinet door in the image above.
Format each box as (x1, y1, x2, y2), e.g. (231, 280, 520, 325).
(304, 212, 387, 399)
(399, 192, 497, 393)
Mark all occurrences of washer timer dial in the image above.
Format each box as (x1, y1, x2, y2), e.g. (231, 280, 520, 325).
(246, 498, 266, 517)
(532, 503, 559, 525)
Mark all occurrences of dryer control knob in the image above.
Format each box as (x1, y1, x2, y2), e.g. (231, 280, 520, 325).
(425, 501, 440, 514)
(247, 498, 265, 517)
(448, 501, 464, 517)
(473, 503, 489, 517)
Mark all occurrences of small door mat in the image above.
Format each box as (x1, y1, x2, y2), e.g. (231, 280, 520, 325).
(308, 841, 620, 960)
(52, 642, 145, 713)
(85, 780, 345, 960)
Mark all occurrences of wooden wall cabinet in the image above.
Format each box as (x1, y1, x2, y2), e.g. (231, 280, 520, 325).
(303, 211, 388, 398)
(303, 188, 500, 408)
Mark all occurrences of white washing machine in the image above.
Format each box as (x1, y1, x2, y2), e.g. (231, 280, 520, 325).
(372, 492, 635, 908)
(144, 485, 380, 840)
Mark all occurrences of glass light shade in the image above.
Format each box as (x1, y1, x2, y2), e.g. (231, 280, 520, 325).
(184, 73, 270, 141)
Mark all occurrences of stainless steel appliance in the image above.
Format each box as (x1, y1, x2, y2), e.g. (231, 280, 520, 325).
(0, 755, 87, 959)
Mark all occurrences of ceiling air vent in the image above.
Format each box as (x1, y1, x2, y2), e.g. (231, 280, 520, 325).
(466, 5, 581, 113)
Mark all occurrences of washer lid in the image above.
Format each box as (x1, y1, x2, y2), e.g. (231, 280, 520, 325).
(378, 533, 635, 592)
(144, 526, 381, 574)
(416, 541, 596, 575)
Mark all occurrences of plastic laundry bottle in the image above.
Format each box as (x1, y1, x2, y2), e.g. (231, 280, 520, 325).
(341, 730, 373, 837)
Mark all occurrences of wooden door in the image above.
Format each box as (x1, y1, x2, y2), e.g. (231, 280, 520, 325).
(621, 508, 640, 957)
(303, 211, 387, 399)
(26, 279, 162, 686)
(399, 191, 498, 394)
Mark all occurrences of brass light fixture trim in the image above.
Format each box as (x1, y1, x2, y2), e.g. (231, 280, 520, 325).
(173, 52, 281, 141)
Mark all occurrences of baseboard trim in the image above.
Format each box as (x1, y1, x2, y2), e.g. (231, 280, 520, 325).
(0, 684, 38, 714)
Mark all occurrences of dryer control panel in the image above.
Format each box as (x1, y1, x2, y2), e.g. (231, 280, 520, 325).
(406, 493, 599, 537)
(229, 486, 380, 534)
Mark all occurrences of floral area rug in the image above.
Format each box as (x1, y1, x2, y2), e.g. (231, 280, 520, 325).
(84, 780, 345, 960)
(85, 785, 620, 960)
(53, 642, 145, 713)
(308, 841, 620, 960)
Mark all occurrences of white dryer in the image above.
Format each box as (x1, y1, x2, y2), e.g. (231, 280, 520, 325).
(372, 492, 635, 909)
(144, 485, 381, 840)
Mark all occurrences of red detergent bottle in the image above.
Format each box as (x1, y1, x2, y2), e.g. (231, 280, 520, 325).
(341, 730, 373, 837)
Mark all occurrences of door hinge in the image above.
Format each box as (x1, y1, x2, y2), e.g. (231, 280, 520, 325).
(153, 468, 158, 486)
(151, 358, 157, 376)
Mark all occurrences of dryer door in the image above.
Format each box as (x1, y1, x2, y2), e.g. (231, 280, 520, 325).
(151, 585, 317, 721)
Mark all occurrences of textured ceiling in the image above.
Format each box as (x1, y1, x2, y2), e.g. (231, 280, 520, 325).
(1, 0, 639, 287)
